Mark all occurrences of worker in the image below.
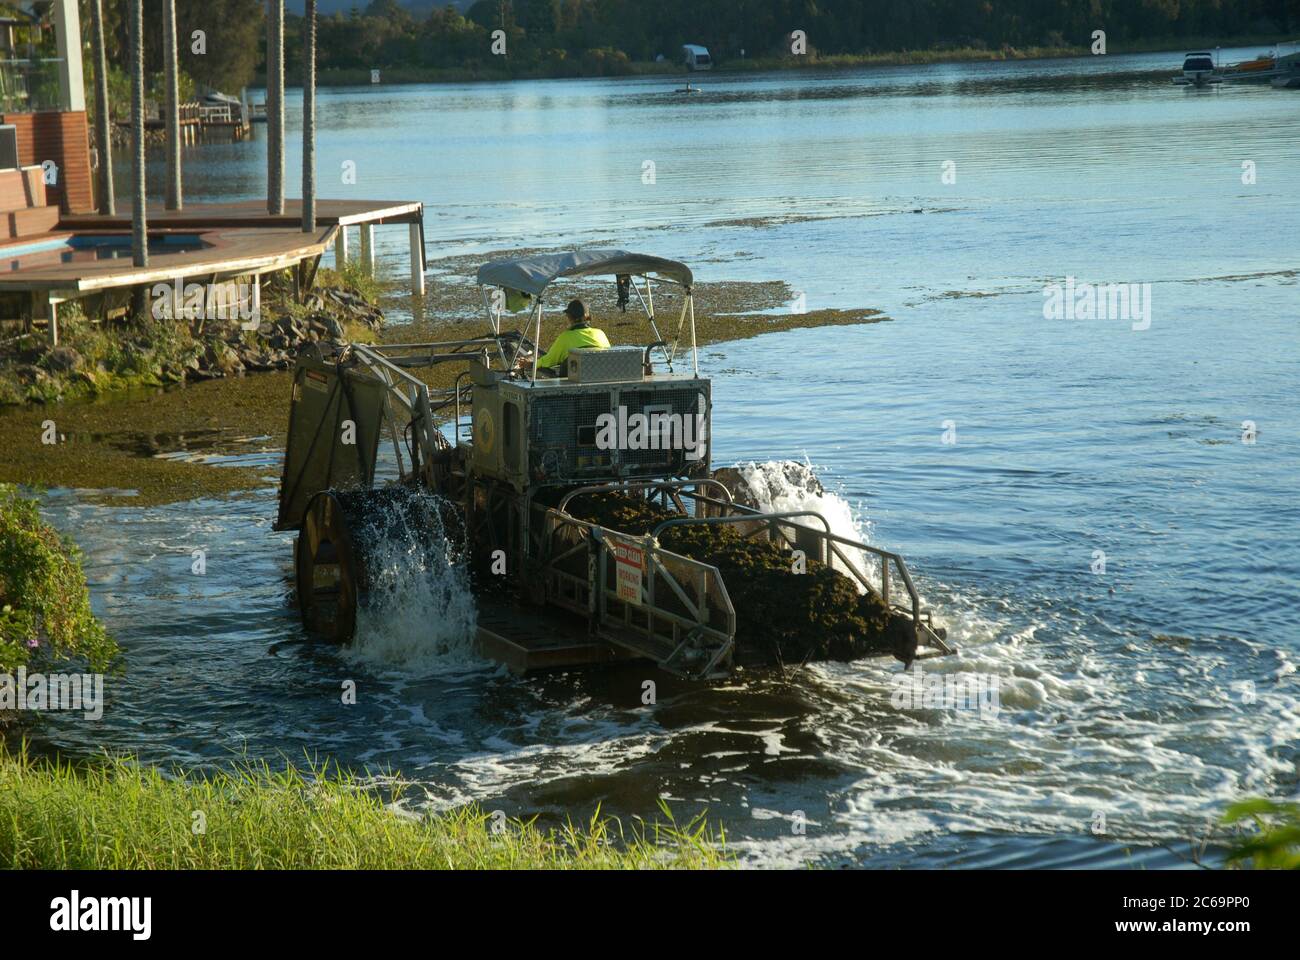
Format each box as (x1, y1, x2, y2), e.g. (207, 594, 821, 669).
(535, 299, 610, 376)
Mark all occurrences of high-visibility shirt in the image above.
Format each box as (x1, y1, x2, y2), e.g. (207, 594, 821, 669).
(537, 323, 610, 370)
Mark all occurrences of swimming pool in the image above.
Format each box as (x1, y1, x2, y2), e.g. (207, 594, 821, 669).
(1, 233, 208, 271)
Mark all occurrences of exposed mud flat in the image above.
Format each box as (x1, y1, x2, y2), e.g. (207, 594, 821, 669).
(0, 254, 888, 505)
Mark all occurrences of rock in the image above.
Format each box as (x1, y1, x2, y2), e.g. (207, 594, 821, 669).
(13, 364, 49, 386)
(46, 346, 83, 372)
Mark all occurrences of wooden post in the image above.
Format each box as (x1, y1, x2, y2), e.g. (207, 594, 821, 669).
(409, 222, 425, 296)
(267, 0, 284, 215)
(163, 0, 182, 210)
(90, 0, 114, 215)
(301, 0, 316, 233)
(129, 0, 148, 268)
(335, 225, 348, 267)
(359, 223, 374, 273)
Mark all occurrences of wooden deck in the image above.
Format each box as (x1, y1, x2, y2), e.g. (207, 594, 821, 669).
(0, 198, 426, 344)
(59, 199, 425, 232)
(0, 199, 425, 295)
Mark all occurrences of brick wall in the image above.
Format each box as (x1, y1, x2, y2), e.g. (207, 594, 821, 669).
(0, 111, 94, 214)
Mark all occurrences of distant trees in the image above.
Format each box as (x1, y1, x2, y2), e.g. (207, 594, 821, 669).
(77, 0, 1300, 93)
(287, 0, 1296, 75)
(87, 0, 264, 95)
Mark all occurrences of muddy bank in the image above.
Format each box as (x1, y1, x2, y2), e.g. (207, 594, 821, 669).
(0, 253, 887, 505)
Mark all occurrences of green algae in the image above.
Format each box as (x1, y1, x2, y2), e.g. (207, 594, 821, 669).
(0, 251, 888, 506)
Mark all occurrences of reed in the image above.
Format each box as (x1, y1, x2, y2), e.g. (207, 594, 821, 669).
(0, 744, 729, 870)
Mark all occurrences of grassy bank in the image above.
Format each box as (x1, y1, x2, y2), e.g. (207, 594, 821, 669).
(0, 745, 726, 869)
(0, 484, 117, 675)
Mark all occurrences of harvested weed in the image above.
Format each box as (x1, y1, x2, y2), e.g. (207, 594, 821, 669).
(567, 493, 911, 667)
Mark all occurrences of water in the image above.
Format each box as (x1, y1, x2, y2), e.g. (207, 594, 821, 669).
(35, 50, 1300, 867)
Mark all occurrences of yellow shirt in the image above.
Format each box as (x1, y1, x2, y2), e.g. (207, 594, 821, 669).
(537, 324, 611, 369)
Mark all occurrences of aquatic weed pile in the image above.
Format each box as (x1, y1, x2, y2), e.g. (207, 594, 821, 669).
(567, 493, 909, 667)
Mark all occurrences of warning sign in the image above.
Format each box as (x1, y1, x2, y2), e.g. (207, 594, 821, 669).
(611, 537, 644, 605)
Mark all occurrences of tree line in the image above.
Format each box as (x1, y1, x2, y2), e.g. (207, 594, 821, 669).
(82, 0, 1298, 96)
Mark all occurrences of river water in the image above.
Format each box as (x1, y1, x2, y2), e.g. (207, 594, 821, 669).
(33, 48, 1300, 867)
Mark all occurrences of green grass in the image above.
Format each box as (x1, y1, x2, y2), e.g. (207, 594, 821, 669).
(0, 745, 729, 870)
(1224, 798, 1300, 870)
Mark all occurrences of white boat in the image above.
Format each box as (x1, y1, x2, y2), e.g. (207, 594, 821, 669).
(1172, 51, 1221, 86)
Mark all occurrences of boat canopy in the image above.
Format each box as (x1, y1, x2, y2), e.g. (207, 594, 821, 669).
(476, 248, 694, 297)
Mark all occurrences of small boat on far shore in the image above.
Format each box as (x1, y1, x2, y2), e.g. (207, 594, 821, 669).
(1220, 40, 1299, 82)
(1172, 51, 1222, 86)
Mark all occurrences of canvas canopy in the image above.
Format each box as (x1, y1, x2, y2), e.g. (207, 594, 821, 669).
(476, 249, 694, 297)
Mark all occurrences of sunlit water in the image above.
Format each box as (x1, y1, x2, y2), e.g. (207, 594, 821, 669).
(31, 49, 1300, 867)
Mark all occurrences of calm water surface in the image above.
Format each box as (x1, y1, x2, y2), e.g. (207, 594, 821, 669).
(36, 49, 1300, 867)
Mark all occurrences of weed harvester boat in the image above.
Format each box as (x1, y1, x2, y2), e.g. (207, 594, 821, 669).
(274, 249, 953, 678)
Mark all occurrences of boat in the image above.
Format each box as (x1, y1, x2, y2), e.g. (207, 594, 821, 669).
(1270, 41, 1300, 87)
(1173, 51, 1221, 86)
(276, 249, 955, 676)
(1220, 40, 1300, 83)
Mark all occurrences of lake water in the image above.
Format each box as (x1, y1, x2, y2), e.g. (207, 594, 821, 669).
(36, 48, 1300, 867)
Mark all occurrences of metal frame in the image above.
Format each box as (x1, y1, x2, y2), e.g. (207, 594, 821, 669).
(476, 269, 695, 382)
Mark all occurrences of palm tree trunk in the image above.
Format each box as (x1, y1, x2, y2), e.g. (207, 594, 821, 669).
(163, 0, 182, 210)
(301, 0, 316, 233)
(267, 1, 284, 215)
(130, 0, 147, 268)
(90, 0, 114, 216)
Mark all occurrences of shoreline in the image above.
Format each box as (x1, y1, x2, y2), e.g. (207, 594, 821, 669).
(0, 264, 884, 506)
(254, 34, 1283, 88)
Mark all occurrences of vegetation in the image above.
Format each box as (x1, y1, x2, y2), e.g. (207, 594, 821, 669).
(0, 745, 728, 869)
(271, 0, 1295, 83)
(83, 0, 265, 96)
(0, 485, 117, 674)
(63, 1, 1296, 95)
(1224, 798, 1300, 869)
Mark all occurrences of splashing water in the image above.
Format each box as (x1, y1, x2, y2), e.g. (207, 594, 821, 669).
(344, 489, 479, 671)
(732, 459, 875, 585)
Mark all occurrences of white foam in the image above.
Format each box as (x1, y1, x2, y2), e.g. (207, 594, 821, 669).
(732, 458, 875, 584)
(344, 492, 480, 673)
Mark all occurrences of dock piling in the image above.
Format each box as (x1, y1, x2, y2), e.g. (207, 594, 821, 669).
(335, 226, 349, 267)
(359, 223, 374, 273)
(409, 223, 425, 296)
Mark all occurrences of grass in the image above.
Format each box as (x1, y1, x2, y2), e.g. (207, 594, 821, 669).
(1224, 798, 1300, 870)
(0, 744, 729, 870)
